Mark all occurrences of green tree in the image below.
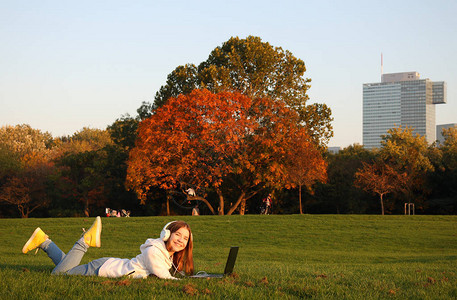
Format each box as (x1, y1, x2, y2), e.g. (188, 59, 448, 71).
(0, 125, 55, 217)
(52, 128, 115, 217)
(57, 149, 109, 217)
(107, 101, 159, 151)
(0, 124, 53, 163)
(379, 126, 434, 210)
(0, 146, 20, 182)
(54, 127, 113, 155)
(107, 115, 139, 150)
(311, 144, 375, 214)
(441, 127, 457, 170)
(426, 128, 457, 214)
(154, 64, 198, 109)
(153, 36, 333, 148)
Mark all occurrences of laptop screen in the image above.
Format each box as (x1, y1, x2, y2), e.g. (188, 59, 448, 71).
(224, 247, 239, 274)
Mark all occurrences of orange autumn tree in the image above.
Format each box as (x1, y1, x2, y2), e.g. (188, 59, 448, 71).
(127, 89, 256, 214)
(285, 130, 327, 214)
(224, 96, 311, 215)
(127, 89, 313, 215)
(354, 161, 406, 215)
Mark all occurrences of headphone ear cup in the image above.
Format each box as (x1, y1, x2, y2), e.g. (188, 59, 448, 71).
(160, 221, 175, 241)
(161, 229, 171, 241)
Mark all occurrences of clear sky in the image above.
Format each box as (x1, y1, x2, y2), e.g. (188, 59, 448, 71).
(1, 0, 456, 147)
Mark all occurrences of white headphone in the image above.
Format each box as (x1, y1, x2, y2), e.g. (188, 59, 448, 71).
(160, 221, 175, 241)
(160, 221, 193, 242)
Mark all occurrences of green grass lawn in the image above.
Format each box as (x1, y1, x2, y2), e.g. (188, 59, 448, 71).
(1, 215, 456, 299)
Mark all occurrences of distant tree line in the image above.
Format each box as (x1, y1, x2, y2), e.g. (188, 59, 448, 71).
(1, 123, 456, 218)
(1, 36, 456, 217)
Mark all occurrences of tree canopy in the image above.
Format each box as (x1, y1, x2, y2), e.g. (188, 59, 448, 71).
(354, 161, 405, 215)
(285, 130, 327, 214)
(361, 126, 436, 211)
(127, 89, 325, 215)
(153, 36, 333, 147)
(0, 125, 56, 217)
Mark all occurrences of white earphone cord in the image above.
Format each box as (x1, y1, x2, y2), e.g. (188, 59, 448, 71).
(172, 261, 186, 277)
(151, 244, 185, 277)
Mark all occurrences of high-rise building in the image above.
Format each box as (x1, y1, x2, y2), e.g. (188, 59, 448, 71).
(363, 71, 447, 149)
(328, 146, 341, 154)
(436, 123, 457, 145)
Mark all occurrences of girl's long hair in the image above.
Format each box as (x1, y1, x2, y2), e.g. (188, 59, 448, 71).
(165, 221, 194, 275)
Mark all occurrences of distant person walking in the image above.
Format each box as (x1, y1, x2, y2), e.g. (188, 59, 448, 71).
(262, 194, 272, 214)
(192, 206, 200, 216)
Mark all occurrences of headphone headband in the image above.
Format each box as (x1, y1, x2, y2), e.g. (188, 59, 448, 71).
(160, 220, 193, 242)
(160, 221, 176, 241)
(163, 221, 175, 231)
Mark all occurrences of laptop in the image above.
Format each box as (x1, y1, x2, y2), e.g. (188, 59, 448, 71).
(190, 246, 239, 278)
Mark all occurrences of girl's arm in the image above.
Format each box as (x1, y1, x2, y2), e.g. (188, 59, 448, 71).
(142, 246, 178, 280)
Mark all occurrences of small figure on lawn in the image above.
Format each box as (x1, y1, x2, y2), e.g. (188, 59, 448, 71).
(262, 194, 272, 215)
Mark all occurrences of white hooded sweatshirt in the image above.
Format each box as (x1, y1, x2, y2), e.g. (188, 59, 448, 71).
(98, 238, 177, 279)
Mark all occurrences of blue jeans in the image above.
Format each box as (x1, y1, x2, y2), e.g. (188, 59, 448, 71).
(41, 238, 109, 276)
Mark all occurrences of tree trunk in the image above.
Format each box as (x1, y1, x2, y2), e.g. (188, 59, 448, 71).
(217, 189, 224, 215)
(227, 191, 245, 215)
(188, 196, 216, 215)
(84, 196, 90, 217)
(239, 198, 246, 215)
(380, 193, 384, 215)
(299, 184, 303, 214)
(166, 196, 170, 216)
(19, 204, 28, 218)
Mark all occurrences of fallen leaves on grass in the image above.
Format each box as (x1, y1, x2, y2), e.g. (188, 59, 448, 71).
(99, 279, 132, 286)
(182, 284, 198, 296)
(182, 283, 212, 296)
(244, 281, 255, 287)
(260, 276, 269, 285)
(116, 279, 131, 286)
(387, 288, 400, 296)
(163, 281, 179, 287)
(316, 274, 328, 279)
(22, 268, 30, 272)
(417, 275, 451, 288)
(420, 277, 437, 288)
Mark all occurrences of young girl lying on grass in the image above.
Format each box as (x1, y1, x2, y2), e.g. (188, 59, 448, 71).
(22, 218, 194, 279)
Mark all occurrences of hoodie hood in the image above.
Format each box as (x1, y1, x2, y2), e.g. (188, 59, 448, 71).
(140, 238, 170, 257)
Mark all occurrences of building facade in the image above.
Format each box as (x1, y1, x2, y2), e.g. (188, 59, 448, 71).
(436, 123, 457, 145)
(363, 72, 446, 149)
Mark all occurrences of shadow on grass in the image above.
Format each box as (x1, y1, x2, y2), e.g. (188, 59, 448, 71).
(0, 262, 52, 274)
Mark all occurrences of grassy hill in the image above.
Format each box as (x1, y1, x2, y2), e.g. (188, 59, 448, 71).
(1, 215, 456, 299)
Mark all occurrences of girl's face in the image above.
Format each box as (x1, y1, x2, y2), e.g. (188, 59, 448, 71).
(167, 227, 190, 254)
